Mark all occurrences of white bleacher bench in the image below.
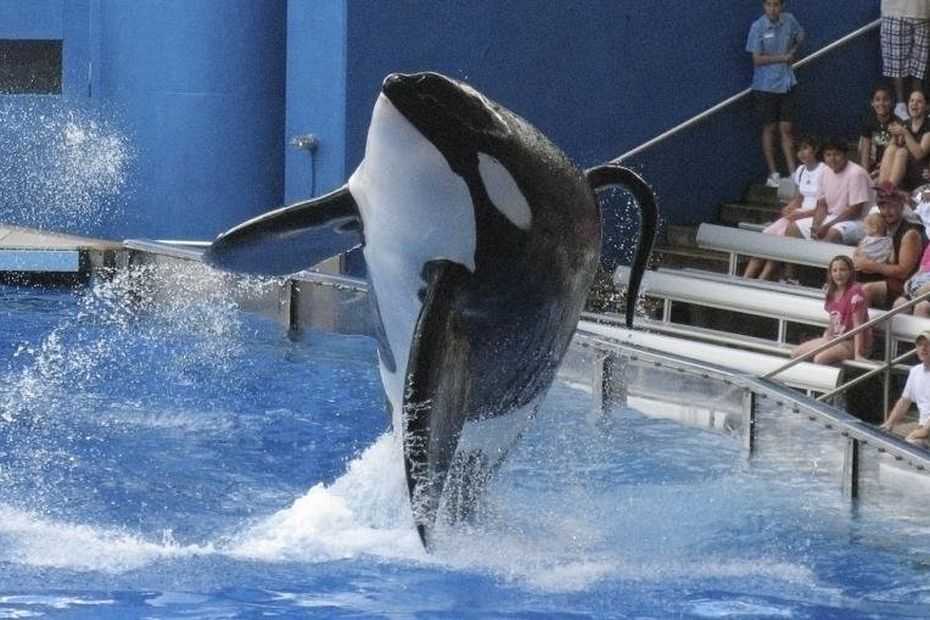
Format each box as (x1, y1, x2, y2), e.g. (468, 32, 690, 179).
(577, 319, 841, 395)
(615, 266, 930, 356)
(696, 223, 853, 275)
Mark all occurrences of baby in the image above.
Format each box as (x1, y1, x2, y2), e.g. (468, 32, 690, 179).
(854, 212, 893, 264)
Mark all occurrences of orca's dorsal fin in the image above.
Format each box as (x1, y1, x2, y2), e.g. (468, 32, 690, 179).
(402, 260, 473, 548)
(203, 185, 362, 276)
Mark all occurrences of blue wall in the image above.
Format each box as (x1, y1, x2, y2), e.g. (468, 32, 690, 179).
(284, 0, 347, 204)
(0, 0, 286, 240)
(0, 1, 883, 248)
(341, 0, 881, 257)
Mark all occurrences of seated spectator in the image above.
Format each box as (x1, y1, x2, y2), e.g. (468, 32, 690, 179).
(854, 212, 894, 263)
(893, 186, 930, 315)
(879, 329, 930, 447)
(877, 89, 930, 191)
(743, 134, 825, 280)
(854, 182, 924, 308)
(786, 136, 873, 244)
(791, 255, 872, 364)
(893, 240, 930, 317)
(858, 83, 896, 178)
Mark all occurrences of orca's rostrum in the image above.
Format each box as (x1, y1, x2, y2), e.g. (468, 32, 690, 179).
(204, 71, 658, 548)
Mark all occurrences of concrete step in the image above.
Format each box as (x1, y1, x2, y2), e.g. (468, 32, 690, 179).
(743, 183, 781, 206)
(652, 245, 729, 273)
(718, 202, 781, 226)
(0, 222, 124, 286)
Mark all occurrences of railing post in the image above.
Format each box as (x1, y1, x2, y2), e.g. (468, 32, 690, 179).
(601, 355, 627, 416)
(744, 388, 756, 457)
(842, 437, 860, 499)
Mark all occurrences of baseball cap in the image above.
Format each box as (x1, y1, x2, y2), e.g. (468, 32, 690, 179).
(916, 329, 930, 344)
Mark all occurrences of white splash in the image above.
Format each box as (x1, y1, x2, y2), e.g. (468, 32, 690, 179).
(0, 100, 132, 232)
(0, 505, 213, 573)
(229, 433, 425, 562)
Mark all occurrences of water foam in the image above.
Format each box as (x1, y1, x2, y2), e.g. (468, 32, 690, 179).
(0, 504, 213, 573)
(229, 433, 425, 562)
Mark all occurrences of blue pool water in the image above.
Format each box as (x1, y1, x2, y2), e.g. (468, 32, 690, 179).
(1, 266, 930, 618)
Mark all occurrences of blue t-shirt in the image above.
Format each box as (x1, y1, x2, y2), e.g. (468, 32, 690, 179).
(746, 12, 804, 93)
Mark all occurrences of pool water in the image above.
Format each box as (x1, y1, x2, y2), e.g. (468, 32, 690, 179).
(1, 267, 930, 618)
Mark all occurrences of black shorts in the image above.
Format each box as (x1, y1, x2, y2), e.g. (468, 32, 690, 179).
(754, 88, 797, 125)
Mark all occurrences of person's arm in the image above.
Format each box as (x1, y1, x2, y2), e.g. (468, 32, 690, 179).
(899, 125, 930, 160)
(859, 136, 873, 171)
(856, 229, 922, 277)
(752, 51, 792, 66)
(906, 425, 930, 444)
(852, 304, 869, 361)
(781, 189, 810, 219)
(880, 396, 912, 431)
(821, 201, 865, 228)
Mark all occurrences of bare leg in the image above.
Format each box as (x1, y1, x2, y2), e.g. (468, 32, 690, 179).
(894, 76, 906, 107)
(793, 336, 855, 364)
(743, 257, 763, 278)
(758, 260, 779, 280)
(888, 146, 910, 186)
(878, 142, 902, 182)
(824, 228, 844, 243)
(779, 121, 796, 173)
(762, 122, 778, 175)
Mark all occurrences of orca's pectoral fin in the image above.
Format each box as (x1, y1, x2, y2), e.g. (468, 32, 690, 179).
(203, 185, 363, 276)
(402, 260, 473, 549)
(586, 164, 659, 327)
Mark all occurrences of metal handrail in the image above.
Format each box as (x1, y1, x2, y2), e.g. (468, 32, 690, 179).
(764, 287, 930, 380)
(817, 348, 916, 402)
(613, 18, 881, 163)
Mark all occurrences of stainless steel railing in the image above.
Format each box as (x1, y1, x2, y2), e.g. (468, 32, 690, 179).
(764, 287, 930, 414)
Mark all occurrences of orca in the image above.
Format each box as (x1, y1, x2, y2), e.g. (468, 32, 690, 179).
(204, 72, 657, 547)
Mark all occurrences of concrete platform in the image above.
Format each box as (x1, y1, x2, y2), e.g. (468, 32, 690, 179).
(0, 223, 125, 285)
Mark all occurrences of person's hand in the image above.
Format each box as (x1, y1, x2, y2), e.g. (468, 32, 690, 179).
(889, 121, 905, 136)
(853, 254, 875, 272)
(784, 51, 795, 64)
(781, 204, 798, 219)
(811, 224, 827, 239)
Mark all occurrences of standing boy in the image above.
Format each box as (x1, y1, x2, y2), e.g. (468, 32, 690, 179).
(746, 0, 805, 188)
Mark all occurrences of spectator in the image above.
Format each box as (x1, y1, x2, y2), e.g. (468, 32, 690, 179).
(892, 186, 930, 316)
(879, 328, 930, 446)
(785, 136, 873, 244)
(791, 255, 872, 364)
(881, 0, 930, 120)
(743, 134, 824, 280)
(876, 89, 930, 191)
(855, 181, 924, 308)
(854, 212, 894, 263)
(746, 0, 804, 188)
(858, 83, 896, 177)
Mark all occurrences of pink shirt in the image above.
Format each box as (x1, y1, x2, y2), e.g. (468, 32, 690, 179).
(825, 282, 872, 349)
(816, 161, 873, 217)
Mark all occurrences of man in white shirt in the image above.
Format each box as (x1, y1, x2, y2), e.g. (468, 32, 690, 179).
(880, 328, 930, 445)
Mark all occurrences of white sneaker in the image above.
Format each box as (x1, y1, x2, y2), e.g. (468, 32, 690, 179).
(766, 172, 780, 188)
(895, 102, 909, 121)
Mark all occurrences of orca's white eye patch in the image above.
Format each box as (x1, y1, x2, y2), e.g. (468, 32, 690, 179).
(477, 152, 532, 230)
